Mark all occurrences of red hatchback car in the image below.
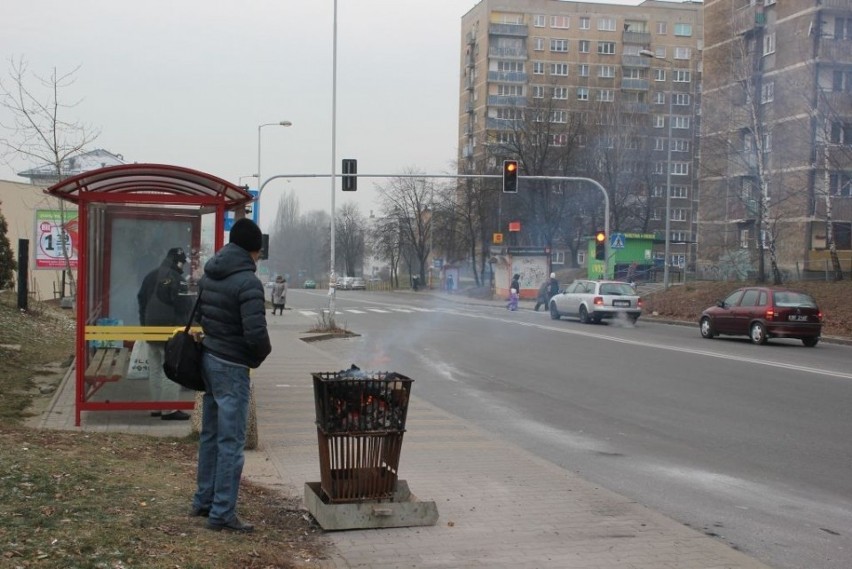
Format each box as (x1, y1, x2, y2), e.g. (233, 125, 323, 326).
(699, 287, 823, 347)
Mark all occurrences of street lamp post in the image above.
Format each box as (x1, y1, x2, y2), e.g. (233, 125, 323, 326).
(238, 174, 257, 188)
(257, 120, 293, 208)
(640, 49, 673, 289)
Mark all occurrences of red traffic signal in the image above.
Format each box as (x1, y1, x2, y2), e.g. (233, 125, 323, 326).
(502, 160, 518, 193)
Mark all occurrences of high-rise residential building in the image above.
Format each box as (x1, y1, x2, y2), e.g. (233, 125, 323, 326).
(700, 0, 852, 278)
(459, 0, 703, 271)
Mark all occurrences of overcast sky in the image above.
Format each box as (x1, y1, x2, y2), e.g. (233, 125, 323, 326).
(2, 0, 646, 231)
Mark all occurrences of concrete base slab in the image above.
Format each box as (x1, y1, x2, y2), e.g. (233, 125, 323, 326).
(304, 480, 439, 531)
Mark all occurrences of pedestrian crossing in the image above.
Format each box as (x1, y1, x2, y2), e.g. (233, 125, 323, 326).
(295, 306, 435, 318)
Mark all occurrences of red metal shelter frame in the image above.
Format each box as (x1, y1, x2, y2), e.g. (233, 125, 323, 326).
(47, 164, 253, 425)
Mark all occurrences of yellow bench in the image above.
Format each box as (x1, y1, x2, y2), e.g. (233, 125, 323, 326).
(83, 325, 202, 399)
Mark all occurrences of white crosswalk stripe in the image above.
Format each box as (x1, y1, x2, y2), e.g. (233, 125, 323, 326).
(344, 309, 367, 314)
(298, 311, 316, 318)
(367, 308, 391, 313)
(408, 307, 435, 312)
(391, 308, 413, 313)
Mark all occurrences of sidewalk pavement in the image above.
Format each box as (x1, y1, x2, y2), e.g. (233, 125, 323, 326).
(35, 294, 772, 569)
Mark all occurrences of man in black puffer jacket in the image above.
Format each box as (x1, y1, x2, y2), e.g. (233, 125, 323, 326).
(138, 247, 192, 421)
(192, 218, 271, 534)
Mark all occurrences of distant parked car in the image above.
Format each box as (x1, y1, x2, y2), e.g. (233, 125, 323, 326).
(549, 280, 643, 323)
(350, 277, 366, 290)
(699, 287, 823, 346)
(303, 279, 317, 289)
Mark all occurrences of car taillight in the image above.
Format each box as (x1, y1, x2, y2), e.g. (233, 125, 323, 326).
(638, 297, 644, 309)
(594, 296, 604, 306)
(765, 308, 776, 321)
(818, 310, 824, 322)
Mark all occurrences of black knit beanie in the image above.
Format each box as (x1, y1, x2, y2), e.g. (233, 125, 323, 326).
(229, 218, 263, 252)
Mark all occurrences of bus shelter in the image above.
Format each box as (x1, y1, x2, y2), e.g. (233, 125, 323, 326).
(47, 164, 253, 425)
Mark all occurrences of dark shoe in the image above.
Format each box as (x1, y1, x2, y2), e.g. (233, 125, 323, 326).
(190, 506, 210, 517)
(150, 411, 162, 417)
(207, 518, 254, 533)
(161, 411, 190, 421)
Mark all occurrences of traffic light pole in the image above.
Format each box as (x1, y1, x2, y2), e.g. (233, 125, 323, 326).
(259, 173, 611, 277)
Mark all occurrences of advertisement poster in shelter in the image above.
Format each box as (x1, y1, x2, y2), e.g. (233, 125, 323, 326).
(34, 209, 79, 269)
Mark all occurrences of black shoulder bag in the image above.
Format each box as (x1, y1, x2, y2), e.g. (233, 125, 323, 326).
(163, 294, 206, 391)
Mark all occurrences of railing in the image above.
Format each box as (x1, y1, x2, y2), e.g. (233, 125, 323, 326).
(487, 95, 527, 106)
(621, 78, 650, 91)
(622, 54, 651, 68)
(487, 71, 527, 83)
(488, 47, 528, 59)
(622, 31, 651, 45)
(489, 23, 528, 37)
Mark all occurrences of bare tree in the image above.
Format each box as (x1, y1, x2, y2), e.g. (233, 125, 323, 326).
(335, 201, 366, 277)
(0, 57, 100, 297)
(376, 171, 434, 285)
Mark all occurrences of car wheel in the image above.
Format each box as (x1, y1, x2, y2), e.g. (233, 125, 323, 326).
(699, 316, 715, 339)
(750, 322, 768, 345)
(802, 337, 819, 347)
(549, 302, 561, 320)
(579, 306, 591, 324)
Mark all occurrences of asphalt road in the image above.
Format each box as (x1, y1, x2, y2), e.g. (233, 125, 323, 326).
(288, 288, 852, 569)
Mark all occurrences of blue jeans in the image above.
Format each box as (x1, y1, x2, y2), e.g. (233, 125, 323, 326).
(192, 352, 250, 524)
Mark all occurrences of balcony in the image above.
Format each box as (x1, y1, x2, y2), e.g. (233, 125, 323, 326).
(822, 0, 852, 9)
(733, 6, 764, 34)
(486, 117, 520, 130)
(622, 30, 651, 45)
(488, 46, 528, 59)
(487, 95, 527, 106)
(621, 78, 650, 91)
(622, 54, 651, 68)
(489, 23, 528, 37)
(622, 102, 650, 113)
(819, 39, 852, 62)
(488, 71, 527, 83)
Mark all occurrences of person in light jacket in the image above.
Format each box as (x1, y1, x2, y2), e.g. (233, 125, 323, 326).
(271, 275, 287, 314)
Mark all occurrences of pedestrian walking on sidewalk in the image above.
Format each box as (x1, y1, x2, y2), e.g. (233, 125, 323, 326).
(507, 288, 519, 311)
(270, 275, 287, 314)
(192, 218, 271, 533)
(137, 247, 192, 421)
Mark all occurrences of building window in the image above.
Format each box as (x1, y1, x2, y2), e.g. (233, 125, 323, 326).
(623, 45, 641, 56)
(833, 70, 852, 92)
(672, 139, 690, 152)
(550, 15, 570, 29)
(652, 185, 665, 197)
(674, 23, 692, 36)
(670, 208, 688, 221)
(761, 81, 774, 103)
(763, 32, 776, 55)
(497, 84, 523, 96)
(671, 231, 689, 242)
(598, 65, 616, 78)
(553, 87, 568, 100)
(762, 132, 772, 153)
(551, 133, 569, 147)
(671, 162, 690, 176)
(580, 16, 590, 30)
(651, 209, 662, 220)
(550, 62, 569, 76)
(674, 47, 691, 59)
(577, 87, 589, 101)
(655, 46, 666, 58)
(654, 92, 666, 105)
(673, 93, 691, 106)
(597, 89, 615, 102)
(550, 38, 569, 52)
(533, 37, 545, 51)
(835, 17, 852, 40)
(740, 229, 750, 249)
(598, 17, 616, 31)
(830, 172, 852, 197)
(656, 21, 667, 35)
(533, 14, 546, 28)
(496, 61, 523, 72)
(532, 61, 545, 75)
(671, 185, 689, 198)
(673, 115, 690, 129)
(654, 138, 666, 151)
(579, 40, 590, 53)
(495, 108, 521, 121)
(532, 85, 544, 99)
(496, 132, 516, 144)
(654, 115, 666, 128)
(673, 70, 691, 83)
(654, 68, 666, 81)
(830, 121, 852, 144)
(598, 41, 616, 55)
(551, 110, 568, 123)
(579, 64, 590, 77)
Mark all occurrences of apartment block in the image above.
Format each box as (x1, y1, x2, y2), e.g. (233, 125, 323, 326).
(700, 0, 852, 277)
(459, 0, 703, 270)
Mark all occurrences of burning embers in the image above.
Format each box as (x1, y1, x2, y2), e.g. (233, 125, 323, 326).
(313, 365, 412, 434)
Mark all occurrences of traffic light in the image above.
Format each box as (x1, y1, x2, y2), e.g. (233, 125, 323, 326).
(594, 230, 607, 260)
(502, 160, 518, 193)
(342, 158, 357, 191)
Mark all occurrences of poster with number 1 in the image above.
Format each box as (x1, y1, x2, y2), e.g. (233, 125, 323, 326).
(34, 209, 79, 270)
